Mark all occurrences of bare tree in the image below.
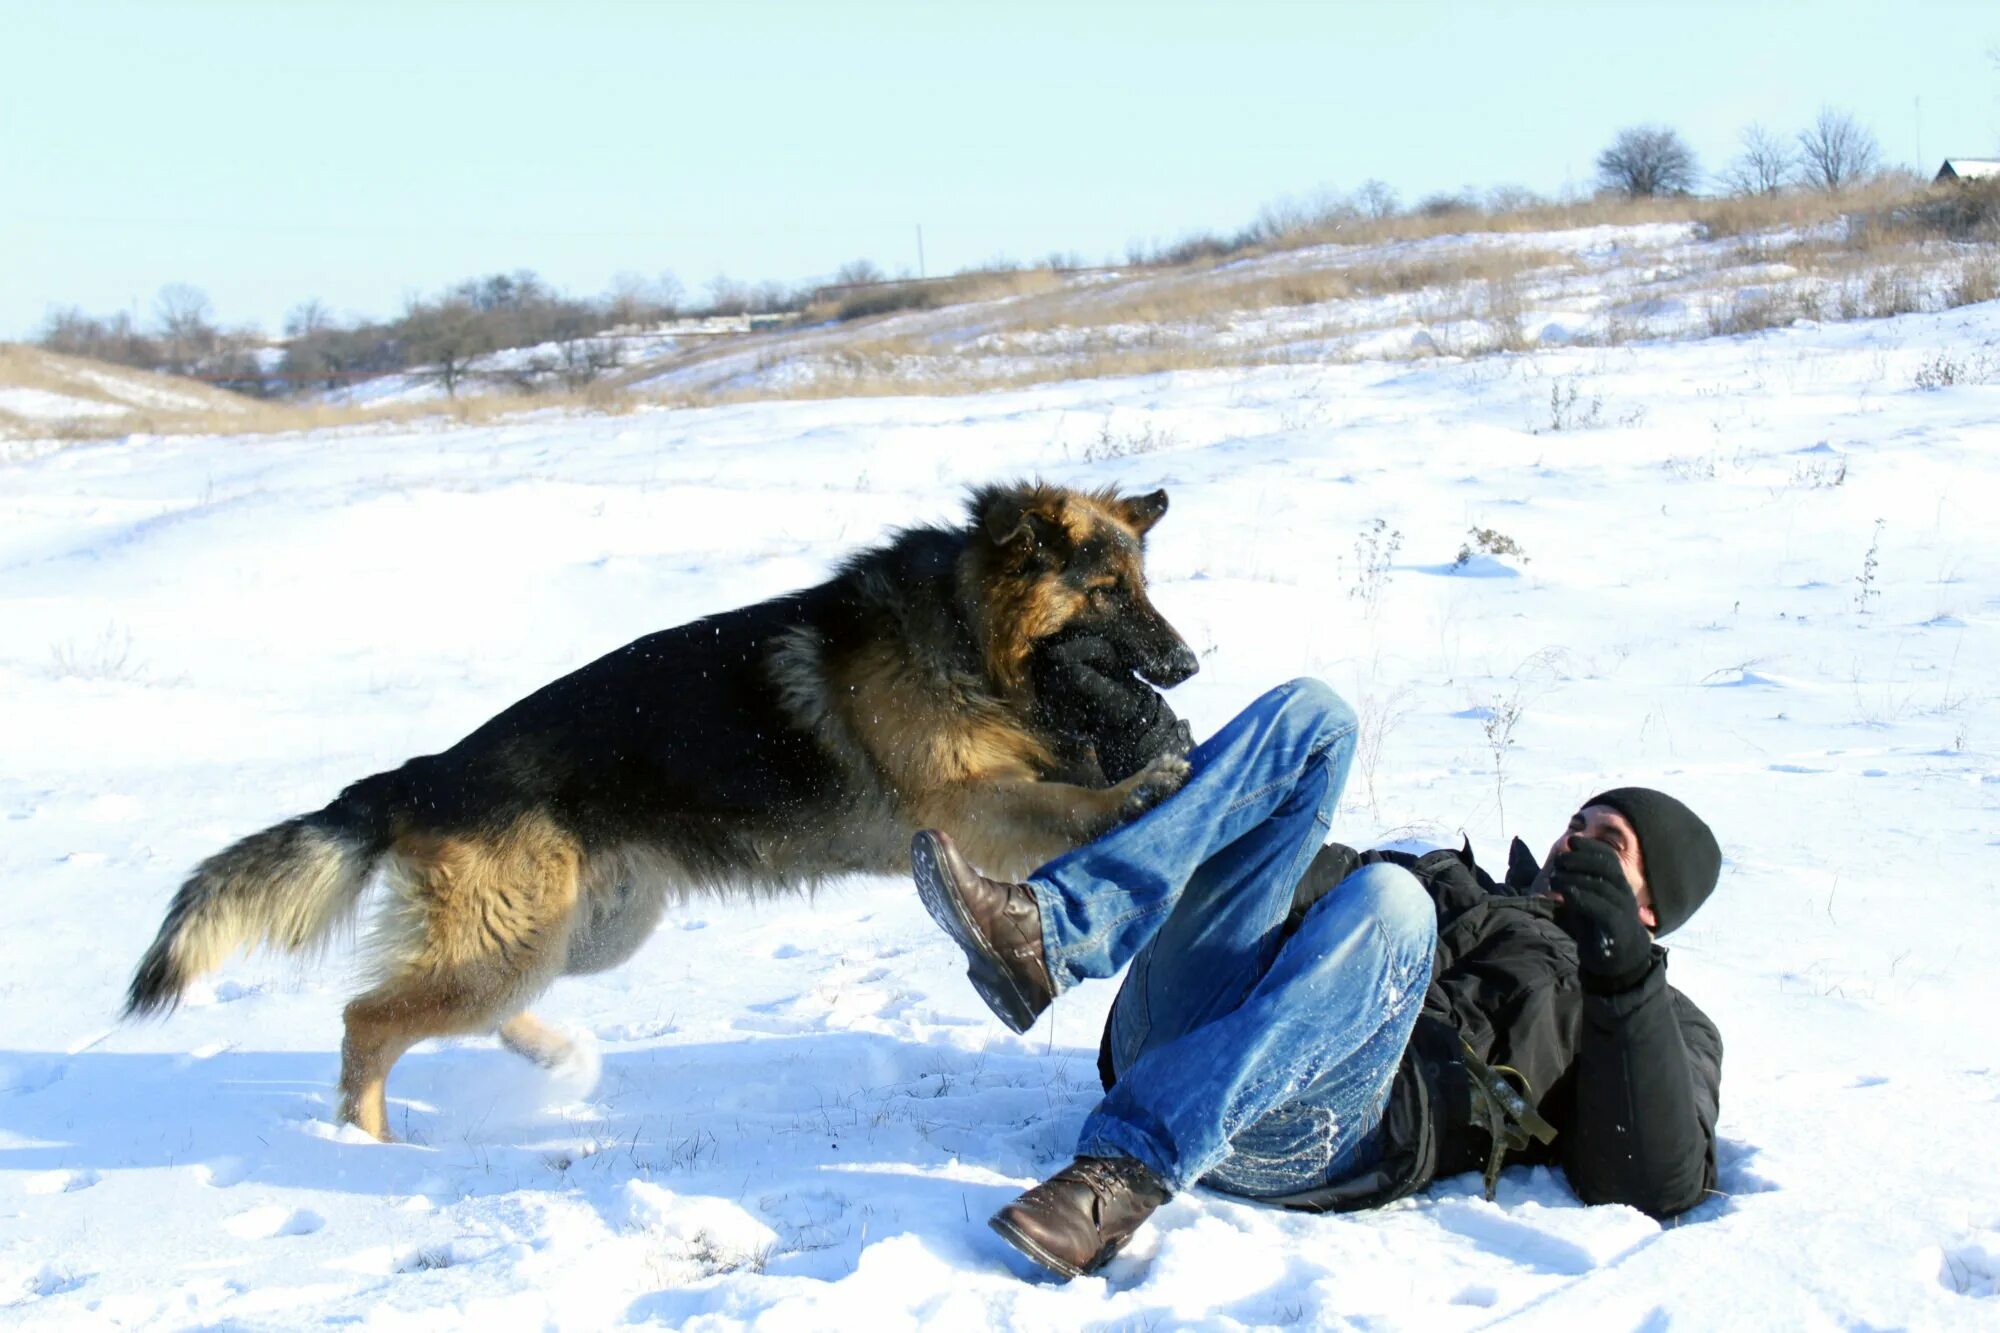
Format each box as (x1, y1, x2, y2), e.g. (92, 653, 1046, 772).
(278, 314, 402, 394)
(1796, 107, 1880, 192)
(1595, 125, 1699, 197)
(284, 299, 333, 339)
(1415, 190, 1480, 217)
(155, 284, 213, 338)
(1354, 179, 1399, 220)
(653, 270, 684, 317)
(154, 284, 219, 371)
(600, 270, 684, 325)
(835, 258, 884, 286)
(1247, 194, 1312, 244)
(549, 334, 622, 391)
(452, 269, 549, 313)
(38, 307, 160, 370)
(38, 307, 102, 358)
(1485, 183, 1545, 213)
(1720, 123, 1795, 196)
(706, 275, 750, 315)
(401, 296, 491, 397)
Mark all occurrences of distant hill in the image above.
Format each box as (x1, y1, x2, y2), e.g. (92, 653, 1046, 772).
(9, 179, 1993, 443)
(0, 343, 253, 439)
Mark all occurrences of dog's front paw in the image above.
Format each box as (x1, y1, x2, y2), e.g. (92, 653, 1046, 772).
(1121, 753, 1191, 817)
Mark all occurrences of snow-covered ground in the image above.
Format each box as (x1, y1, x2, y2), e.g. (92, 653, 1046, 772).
(3, 299, 1998, 1329)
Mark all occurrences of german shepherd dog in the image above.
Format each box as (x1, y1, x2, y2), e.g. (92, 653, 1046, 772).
(124, 481, 1198, 1140)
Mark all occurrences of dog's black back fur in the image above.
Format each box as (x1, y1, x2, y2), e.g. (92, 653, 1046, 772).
(343, 525, 981, 872)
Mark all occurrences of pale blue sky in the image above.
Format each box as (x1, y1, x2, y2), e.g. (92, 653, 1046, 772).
(4, 1, 1996, 337)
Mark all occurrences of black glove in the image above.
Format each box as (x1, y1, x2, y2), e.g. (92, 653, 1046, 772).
(1104, 711, 1194, 786)
(1030, 633, 1191, 784)
(1548, 837, 1654, 993)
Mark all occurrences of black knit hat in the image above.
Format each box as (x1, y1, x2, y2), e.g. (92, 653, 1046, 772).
(1582, 787, 1721, 937)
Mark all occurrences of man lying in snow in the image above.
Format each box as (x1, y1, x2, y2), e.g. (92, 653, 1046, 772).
(911, 647, 1723, 1281)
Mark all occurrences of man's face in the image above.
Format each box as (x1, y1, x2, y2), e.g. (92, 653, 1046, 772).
(1546, 804, 1656, 930)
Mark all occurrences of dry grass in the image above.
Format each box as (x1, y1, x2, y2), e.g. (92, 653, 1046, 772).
(1245, 193, 1707, 252)
(1689, 179, 1924, 240)
(0, 343, 253, 414)
(1239, 178, 1930, 253)
(656, 341, 1288, 408)
(1953, 255, 1999, 308)
(1702, 284, 1818, 337)
(1694, 234, 1996, 339)
(1026, 246, 1569, 334)
(806, 267, 1066, 323)
(1, 343, 645, 443)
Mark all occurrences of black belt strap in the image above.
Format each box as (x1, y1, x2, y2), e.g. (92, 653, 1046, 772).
(1460, 1039, 1559, 1202)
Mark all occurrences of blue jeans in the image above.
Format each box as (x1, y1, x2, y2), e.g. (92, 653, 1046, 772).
(1027, 679, 1437, 1196)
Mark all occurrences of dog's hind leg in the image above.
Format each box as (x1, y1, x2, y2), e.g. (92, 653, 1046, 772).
(338, 981, 493, 1141)
(338, 815, 584, 1141)
(498, 1011, 575, 1070)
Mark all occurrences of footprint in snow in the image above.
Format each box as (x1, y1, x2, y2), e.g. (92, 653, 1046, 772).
(732, 1013, 819, 1035)
(1427, 1198, 1653, 1277)
(197, 1157, 249, 1188)
(9, 1262, 86, 1302)
(1715, 1138, 1780, 1197)
(396, 1243, 457, 1273)
(174, 1040, 236, 1069)
(224, 1205, 325, 1239)
(22, 1168, 99, 1196)
(0, 1055, 67, 1096)
(1707, 669, 1785, 688)
(328, 1241, 454, 1276)
(1938, 1227, 2000, 1298)
(593, 1018, 677, 1041)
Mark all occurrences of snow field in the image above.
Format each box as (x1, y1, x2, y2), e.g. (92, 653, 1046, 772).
(2, 299, 1998, 1329)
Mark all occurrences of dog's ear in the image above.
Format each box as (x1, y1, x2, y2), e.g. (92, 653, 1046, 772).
(1120, 488, 1169, 535)
(981, 489, 1036, 547)
(979, 485, 1069, 552)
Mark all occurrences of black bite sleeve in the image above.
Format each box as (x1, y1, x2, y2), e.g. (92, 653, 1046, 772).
(1561, 950, 1722, 1218)
(1096, 694, 1191, 785)
(1027, 635, 1188, 784)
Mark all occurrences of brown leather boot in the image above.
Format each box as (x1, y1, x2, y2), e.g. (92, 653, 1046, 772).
(910, 829, 1055, 1033)
(990, 1156, 1171, 1279)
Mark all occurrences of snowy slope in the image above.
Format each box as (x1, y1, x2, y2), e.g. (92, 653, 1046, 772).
(0, 346, 250, 447)
(323, 216, 1996, 411)
(285, 217, 1965, 410)
(3, 301, 1999, 1330)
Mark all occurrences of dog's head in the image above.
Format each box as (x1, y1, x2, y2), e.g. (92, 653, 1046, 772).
(967, 481, 1199, 695)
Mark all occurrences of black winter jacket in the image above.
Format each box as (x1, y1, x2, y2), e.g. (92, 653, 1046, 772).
(1100, 839, 1723, 1219)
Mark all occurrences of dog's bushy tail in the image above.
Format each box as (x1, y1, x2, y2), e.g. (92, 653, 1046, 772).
(124, 773, 398, 1019)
